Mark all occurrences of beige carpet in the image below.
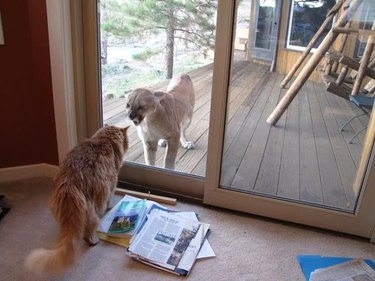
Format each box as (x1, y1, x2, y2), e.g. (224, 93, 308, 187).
(0, 177, 374, 281)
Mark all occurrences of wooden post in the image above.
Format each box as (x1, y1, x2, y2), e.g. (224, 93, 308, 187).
(336, 65, 349, 84)
(267, 0, 364, 126)
(365, 80, 375, 94)
(280, 0, 344, 88)
(332, 32, 349, 73)
(332, 27, 375, 36)
(351, 19, 375, 96)
(351, 36, 375, 96)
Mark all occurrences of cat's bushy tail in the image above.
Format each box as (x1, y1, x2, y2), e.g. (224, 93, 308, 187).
(25, 184, 87, 274)
(25, 231, 76, 274)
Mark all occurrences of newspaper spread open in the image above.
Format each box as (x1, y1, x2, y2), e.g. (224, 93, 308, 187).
(310, 258, 375, 281)
(98, 195, 215, 259)
(128, 209, 210, 275)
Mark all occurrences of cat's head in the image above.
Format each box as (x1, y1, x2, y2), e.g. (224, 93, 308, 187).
(93, 125, 129, 153)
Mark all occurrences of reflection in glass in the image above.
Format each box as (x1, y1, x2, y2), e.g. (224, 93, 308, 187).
(287, 0, 336, 49)
(255, 0, 275, 49)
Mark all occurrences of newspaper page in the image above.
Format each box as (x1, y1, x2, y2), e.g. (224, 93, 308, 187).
(128, 210, 201, 271)
(197, 239, 216, 259)
(171, 211, 214, 260)
(176, 221, 210, 272)
(134, 205, 215, 259)
(310, 259, 375, 281)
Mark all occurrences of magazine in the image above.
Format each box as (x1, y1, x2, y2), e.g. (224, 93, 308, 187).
(108, 200, 146, 237)
(127, 209, 210, 276)
(97, 196, 147, 239)
(97, 195, 169, 246)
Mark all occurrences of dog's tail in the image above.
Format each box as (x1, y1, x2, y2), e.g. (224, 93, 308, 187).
(25, 184, 87, 274)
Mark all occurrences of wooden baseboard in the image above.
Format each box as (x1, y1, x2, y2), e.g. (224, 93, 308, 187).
(0, 163, 59, 183)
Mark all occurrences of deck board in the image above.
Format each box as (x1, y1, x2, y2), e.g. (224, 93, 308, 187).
(103, 60, 365, 209)
(307, 81, 349, 209)
(298, 84, 323, 204)
(231, 74, 281, 191)
(253, 77, 286, 195)
(315, 84, 357, 208)
(220, 73, 271, 187)
(320, 83, 365, 165)
(277, 86, 300, 199)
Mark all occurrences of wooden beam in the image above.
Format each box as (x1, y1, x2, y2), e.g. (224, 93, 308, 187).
(332, 27, 375, 36)
(332, 32, 350, 73)
(339, 55, 375, 80)
(280, 0, 345, 88)
(267, 0, 364, 126)
(336, 65, 350, 85)
(340, 55, 360, 69)
(364, 79, 375, 94)
(351, 36, 375, 96)
(320, 73, 351, 99)
(115, 188, 177, 205)
(351, 18, 375, 96)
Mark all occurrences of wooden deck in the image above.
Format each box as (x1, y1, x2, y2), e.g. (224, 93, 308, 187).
(103, 60, 367, 210)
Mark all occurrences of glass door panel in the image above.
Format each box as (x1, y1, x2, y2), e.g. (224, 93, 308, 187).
(98, 0, 217, 183)
(204, 0, 375, 238)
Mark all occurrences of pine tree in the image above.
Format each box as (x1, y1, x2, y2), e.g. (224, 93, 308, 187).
(101, 0, 216, 79)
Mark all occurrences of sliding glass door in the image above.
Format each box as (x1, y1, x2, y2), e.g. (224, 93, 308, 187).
(81, 0, 375, 239)
(204, 1, 375, 238)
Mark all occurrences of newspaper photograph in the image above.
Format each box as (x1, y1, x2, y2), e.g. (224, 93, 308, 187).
(176, 221, 210, 271)
(128, 210, 201, 270)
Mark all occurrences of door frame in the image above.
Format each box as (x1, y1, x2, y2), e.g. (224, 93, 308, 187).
(204, 0, 375, 240)
(250, 0, 282, 62)
(45, 0, 78, 163)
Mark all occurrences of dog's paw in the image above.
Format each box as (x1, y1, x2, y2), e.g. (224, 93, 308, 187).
(158, 139, 167, 147)
(182, 141, 195, 150)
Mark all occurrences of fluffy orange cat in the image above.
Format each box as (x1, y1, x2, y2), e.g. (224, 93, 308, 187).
(25, 125, 129, 275)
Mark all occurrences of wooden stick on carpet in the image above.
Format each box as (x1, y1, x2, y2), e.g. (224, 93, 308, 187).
(115, 188, 177, 205)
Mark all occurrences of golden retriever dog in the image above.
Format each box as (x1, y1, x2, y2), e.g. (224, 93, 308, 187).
(25, 126, 129, 275)
(125, 74, 195, 169)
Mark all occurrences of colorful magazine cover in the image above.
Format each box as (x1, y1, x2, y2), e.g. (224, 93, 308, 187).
(107, 199, 146, 237)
